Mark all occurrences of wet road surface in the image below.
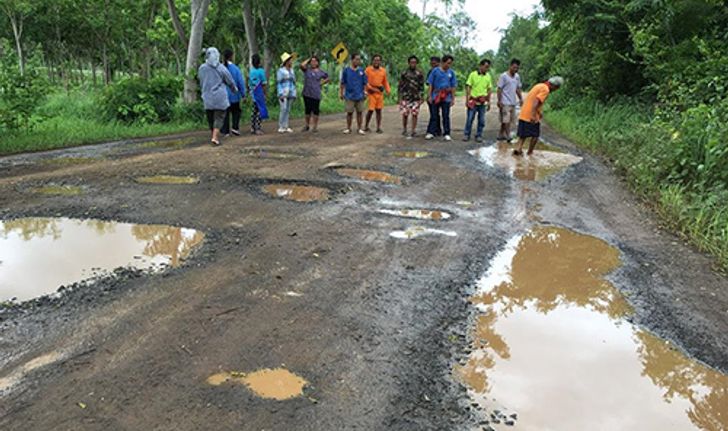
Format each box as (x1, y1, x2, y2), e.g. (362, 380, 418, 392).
(1, 105, 727, 430)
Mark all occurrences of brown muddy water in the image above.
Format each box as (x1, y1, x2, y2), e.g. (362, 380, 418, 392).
(134, 175, 200, 185)
(334, 168, 402, 184)
(0, 218, 204, 302)
(207, 368, 308, 400)
(262, 184, 330, 202)
(378, 209, 451, 221)
(456, 226, 728, 430)
(28, 185, 84, 196)
(390, 151, 431, 159)
(469, 143, 582, 181)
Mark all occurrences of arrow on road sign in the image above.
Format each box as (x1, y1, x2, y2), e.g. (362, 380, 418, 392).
(331, 42, 349, 65)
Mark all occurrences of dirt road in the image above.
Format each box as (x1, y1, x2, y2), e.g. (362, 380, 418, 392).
(1, 105, 727, 430)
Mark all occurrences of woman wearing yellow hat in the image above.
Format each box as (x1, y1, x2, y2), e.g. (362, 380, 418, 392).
(276, 52, 297, 133)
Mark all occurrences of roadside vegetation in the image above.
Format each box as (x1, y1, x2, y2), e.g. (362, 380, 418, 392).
(498, 1, 728, 269)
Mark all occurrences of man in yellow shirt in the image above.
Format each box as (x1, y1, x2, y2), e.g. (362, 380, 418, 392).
(514, 76, 564, 156)
(364, 54, 391, 133)
(463, 59, 493, 142)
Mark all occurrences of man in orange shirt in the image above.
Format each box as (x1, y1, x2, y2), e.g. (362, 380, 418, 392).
(513, 76, 564, 156)
(364, 54, 391, 133)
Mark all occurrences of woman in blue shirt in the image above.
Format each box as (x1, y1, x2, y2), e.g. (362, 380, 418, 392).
(276, 52, 297, 133)
(221, 49, 246, 136)
(248, 54, 268, 135)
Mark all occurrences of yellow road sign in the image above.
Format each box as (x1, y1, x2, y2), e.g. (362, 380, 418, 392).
(331, 42, 349, 65)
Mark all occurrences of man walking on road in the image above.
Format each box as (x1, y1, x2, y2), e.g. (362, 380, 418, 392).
(463, 59, 493, 143)
(513, 76, 563, 156)
(364, 54, 391, 134)
(426, 55, 457, 142)
(340, 53, 368, 135)
(497, 58, 524, 141)
(426, 56, 442, 137)
(398, 55, 425, 139)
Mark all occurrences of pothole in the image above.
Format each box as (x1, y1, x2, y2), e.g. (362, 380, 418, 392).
(469, 142, 582, 181)
(390, 151, 431, 159)
(28, 184, 85, 196)
(0, 217, 204, 302)
(456, 226, 728, 430)
(262, 184, 329, 202)
(334, 168, 402, 184)
(242, 149, 305, 160)
(135, 175, 200, 185)
(390, 226, 457, 239)
(207, 367, 308, 400)
(378, 209, 451, 221)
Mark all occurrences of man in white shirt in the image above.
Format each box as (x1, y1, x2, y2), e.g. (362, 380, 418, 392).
(497, 58, 524, 141)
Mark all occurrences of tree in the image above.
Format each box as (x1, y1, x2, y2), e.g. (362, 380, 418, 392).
(1, 0, 34, 74)
(183, 0, 211, 103)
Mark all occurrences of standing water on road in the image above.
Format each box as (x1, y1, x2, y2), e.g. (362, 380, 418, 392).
(457, 226, 728, 430)
(469, 142, 582, 181)
(0, 218, 204, 302)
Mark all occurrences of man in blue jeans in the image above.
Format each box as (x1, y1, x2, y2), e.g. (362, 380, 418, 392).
(463, 59, 493, 143)
(426, 55, 457, 142)
(426, 56, 441, 137)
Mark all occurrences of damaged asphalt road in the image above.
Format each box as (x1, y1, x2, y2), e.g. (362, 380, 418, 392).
(0, 106, 727, 430)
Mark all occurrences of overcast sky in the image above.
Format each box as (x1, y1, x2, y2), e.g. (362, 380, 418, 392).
(408, 0, 542, 53)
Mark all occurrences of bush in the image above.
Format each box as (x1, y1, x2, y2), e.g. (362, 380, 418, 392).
(101, 74, 181, 124)
(0, 64, 49, 130)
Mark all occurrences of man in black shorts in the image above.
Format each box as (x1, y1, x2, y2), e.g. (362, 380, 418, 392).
(514, 76, 563, 156)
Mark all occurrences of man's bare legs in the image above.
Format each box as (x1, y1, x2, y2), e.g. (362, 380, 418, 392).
(356, 111, 363, 131)
(410, 114, 418, 135)
(527, 137, 538, 155)
(365, 110, 374, 131)
(346, 112, 354, 131)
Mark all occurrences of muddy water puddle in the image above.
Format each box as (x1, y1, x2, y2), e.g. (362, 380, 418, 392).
(135, 175, 200, 185)
(28, 184, 85, 196)
(207, 367, 307, 400)
(390, 226, 457, 239)
(378, 209, 451, 221)
(334, 168, 402, 184)
(242, 149, 305, 159)
(390, 151, 431, 159)
(456, 227, 728, 430)
(262, 184, 330, 202)
(469, 142, 582, 181)
(0, 218, 204, 302)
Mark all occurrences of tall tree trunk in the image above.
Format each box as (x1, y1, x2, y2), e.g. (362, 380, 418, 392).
(9, 15, 25, 75)
(92, 62, 98, 86)
(183, 0, 212, 103)
(102, 45, 110, 85)
(242, 0, 258, 64)
(166, 0, 188, 50)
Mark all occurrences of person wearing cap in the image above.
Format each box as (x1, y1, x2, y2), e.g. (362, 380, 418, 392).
(198, 47, 238, 146)
(463, 59, 493, 143)
(426, 56, 442, 137)
(339, 53, 368, 135)
(276, 52, 297, 133)
(513, 76, 564, 156)
(364, 54, 391, 134)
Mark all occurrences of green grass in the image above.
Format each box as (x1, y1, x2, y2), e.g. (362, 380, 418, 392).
(546, 97, 728, 270)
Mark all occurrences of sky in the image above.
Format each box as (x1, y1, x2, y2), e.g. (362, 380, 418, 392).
(408, 0, 542, 53)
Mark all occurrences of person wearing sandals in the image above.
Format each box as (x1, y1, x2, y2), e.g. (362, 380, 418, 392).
(339, 53, 368, 135)
(198, 47, 238, 146)
(364, 54, 391, 134)
(300, 55, 330, 132)
(277, 52, 297, 133)
(425, 54, 457, 142)
(220, 49, 246, 137)
(497, 58, 523, 142)
(513, 76, 563, 156)
(463, 59, 493, 143)
(248, 54, 268, 135)
(398, 55, 425, 139)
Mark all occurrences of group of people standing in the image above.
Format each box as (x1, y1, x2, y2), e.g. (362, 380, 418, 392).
(198, 47, 563, 156)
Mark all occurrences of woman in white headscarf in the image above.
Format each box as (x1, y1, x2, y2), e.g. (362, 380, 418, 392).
(198, 47, 238, 146)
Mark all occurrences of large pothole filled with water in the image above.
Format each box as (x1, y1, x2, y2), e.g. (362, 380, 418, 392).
(262, 184, 330, 202)
(333, 168, 402, 184)
(0, 217, 204, 302)
(456, 226, 728, 430)
(378, 209, 451, 221)
(207, 367, 308, 400)
(469, 142, 582, 181)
